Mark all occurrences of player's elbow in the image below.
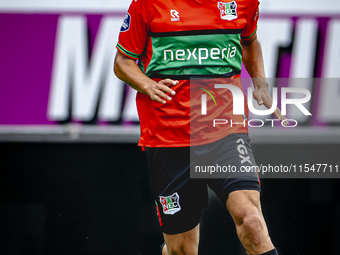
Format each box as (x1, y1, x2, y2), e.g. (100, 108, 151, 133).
(113, 53, 124, 80)
(113, 59, 119, 78)
(114, 51, 135, 81)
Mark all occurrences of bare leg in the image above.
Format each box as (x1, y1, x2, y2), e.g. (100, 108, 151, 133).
(162, 224, 199, 255)
(227, 190, 274, 254)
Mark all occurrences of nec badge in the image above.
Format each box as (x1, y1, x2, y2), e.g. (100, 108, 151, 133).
(120, 13, 131, 32)
(218, 1, 238, 21)
(159, 192, 181, 215)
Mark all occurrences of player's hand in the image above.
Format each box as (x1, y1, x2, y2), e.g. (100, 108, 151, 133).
(253, 83, 289, 126)
(146, 79, 178, 104)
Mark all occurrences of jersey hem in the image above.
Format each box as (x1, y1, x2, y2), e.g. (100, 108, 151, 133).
(138, 130, 250, 148)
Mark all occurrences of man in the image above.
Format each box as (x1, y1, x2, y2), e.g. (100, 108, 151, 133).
(114, 0, 287, 254)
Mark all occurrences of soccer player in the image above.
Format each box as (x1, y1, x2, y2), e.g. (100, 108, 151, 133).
(114, 0, 287, 254)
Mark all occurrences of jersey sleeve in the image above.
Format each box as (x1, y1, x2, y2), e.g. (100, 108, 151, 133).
(116, 1, 148, 60)
(240, 0, 260, 41)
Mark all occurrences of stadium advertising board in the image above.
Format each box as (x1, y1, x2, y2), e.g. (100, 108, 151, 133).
(0, 0, 339, 127)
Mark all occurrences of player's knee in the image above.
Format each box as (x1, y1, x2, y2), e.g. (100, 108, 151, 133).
(228, 190, 261, 225)
(242, 212, 263, 238)
(231, 205, 259, 226)
(166, 241, 198, 255)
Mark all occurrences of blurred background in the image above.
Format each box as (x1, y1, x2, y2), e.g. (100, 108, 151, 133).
(0, 0, 340, 254)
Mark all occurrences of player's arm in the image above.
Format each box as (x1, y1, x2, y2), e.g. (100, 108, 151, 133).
(241, 35, 288, 125)
(114, 51, 177, 104)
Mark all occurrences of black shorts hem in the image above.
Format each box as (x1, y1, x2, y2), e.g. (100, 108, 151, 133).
(215, 180, 261, 204)
(161, 210, 201, 235)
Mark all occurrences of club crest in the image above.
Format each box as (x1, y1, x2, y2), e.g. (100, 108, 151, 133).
(159, 192, 181, 215)
(218, 1, 238, 21)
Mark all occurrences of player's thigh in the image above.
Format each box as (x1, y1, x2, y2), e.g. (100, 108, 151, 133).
(147, 147, 208, 235)
(226, 189, 262, 224)
(163, 224, 200, 255)
(204, 133, 261, 204)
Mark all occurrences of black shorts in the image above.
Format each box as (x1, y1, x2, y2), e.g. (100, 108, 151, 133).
(147, 133, 260, 235)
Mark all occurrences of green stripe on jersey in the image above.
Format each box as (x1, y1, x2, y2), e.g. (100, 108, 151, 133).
(144, 33, 242, 77)
(241, 26, 257, 40)
(117, 43, 140, 59)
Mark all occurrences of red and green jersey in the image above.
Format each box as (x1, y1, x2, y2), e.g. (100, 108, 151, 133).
(117, 0, 260, 147)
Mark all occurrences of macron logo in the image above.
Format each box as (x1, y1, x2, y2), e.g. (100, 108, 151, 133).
(171, 10, 180, 21)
